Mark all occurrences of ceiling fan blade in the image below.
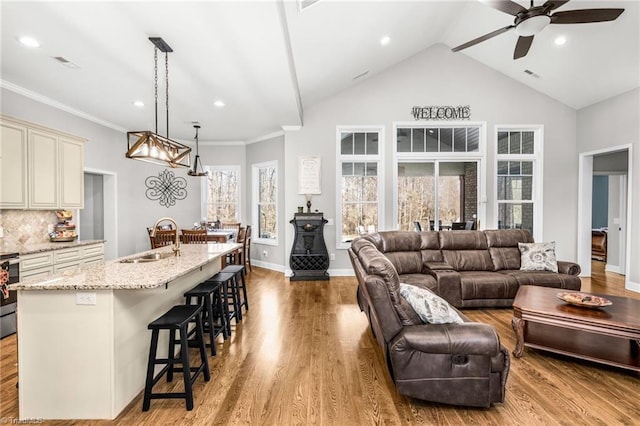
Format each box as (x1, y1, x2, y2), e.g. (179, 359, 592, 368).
(550, 8, 624, 24)
(478, 0, 527, 16)
(514, 35, 534, 59)
(542, 0, 570, 11)
(451, 25, 514, 52)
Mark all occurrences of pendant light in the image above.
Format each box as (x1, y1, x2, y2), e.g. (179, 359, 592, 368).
(126, 37, 191, 168)
(188, 123, 208, 176)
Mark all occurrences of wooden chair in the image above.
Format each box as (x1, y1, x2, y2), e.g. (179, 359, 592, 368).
(227, 227, 246, 265)
(244, 225, 252, 272)
(181, 229, 207, 244)
(220, 222, 240, 242)
(148, 229, 177, 249)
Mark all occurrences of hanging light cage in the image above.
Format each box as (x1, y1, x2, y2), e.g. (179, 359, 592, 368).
(126, 37, 191, 168)
(188, 123, 208, 176)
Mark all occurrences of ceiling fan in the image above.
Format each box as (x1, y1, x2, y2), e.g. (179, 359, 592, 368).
(451, 0, 625, 59)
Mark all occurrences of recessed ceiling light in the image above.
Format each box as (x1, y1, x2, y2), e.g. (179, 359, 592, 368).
(554, 36, 567, 46)
(380, 35, 391, 46)
(133, 100, 145, 108)
(213, 100, 225, 108)
(18, 36, 40, 48)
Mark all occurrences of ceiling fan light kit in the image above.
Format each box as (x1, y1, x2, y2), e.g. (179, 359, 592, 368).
(126, 37, 192, 168)
(452, 0, 624, 59)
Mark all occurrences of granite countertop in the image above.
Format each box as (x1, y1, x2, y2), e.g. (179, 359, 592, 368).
(8, 243, 241, 291)
(1, 239, 106, 256)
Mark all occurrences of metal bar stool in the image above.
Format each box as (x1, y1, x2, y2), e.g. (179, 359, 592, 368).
(184, 280, 229, 356)
(221, 264, 248, 314)
(205, 272, 239, 336)
(142, 304, 210, 411)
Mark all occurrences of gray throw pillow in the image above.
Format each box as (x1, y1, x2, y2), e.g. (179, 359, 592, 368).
(399, 283, 464, 324)
(518, 241, 558, 272)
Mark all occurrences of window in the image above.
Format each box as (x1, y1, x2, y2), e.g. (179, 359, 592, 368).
(495, 127, 542, 239)
(394, 123, 485, 231)
(252, 161, 277, 245)
(202, 166, 240, 222)
(337, 126, 384, 248)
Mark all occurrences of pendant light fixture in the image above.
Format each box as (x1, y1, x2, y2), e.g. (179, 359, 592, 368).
(188, 123, 208, 176)
(126, 37, 191, 168)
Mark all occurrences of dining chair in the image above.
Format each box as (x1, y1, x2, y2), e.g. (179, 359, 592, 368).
(413, 221, 422, 232)
(181, 229, 207, 244)
(149, 229, 177, 249)
(244, 225, 252, 272)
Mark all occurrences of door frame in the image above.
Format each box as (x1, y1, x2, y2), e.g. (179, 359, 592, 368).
(82, 168, 118, 260)
(577, 144, 632, 281)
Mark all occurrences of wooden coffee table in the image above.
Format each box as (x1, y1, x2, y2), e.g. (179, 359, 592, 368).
(512, 285, 640, 372)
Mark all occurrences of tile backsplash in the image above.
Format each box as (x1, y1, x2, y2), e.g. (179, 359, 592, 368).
(0, 210, 58, 246)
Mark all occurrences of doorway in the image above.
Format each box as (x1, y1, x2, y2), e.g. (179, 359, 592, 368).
(577, 145, 631, 280)
(80, 168, 118, 260)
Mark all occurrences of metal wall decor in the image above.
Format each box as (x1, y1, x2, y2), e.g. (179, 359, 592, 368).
(411, 105, 471, 121)
(145, 169, 187, 208)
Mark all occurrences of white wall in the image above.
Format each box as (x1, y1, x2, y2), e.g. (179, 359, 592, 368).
(577, 88, 640, 290)
(245, 135, 286, 270)
(284, 43, 579, 273)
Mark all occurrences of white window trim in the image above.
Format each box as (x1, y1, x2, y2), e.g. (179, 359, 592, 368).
(335, 125, 385, 250)
(252, 160, 278, 246)
(494, 124, 544, 241)
(200, 165, 242, 222)
(392, 121, 487, 230)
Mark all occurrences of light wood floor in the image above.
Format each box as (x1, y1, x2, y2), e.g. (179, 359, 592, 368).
(1, 261, 639, 425)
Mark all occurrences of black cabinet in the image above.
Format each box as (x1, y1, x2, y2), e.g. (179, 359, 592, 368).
(289, 213, 329, 281)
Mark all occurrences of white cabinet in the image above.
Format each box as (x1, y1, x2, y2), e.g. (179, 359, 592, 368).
(28, 129, 59, 209)
(0, 119, 28, 208)
(20, 243, 105, 278)
(0, 115, 86, 210)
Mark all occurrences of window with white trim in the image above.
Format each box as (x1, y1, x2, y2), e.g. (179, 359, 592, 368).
(252, 161, 277, 245)
(202, 165, 240, 222)
(394, 123, 485, 231)
(337, 126, 383, 248)
(495, 127, 543, 238)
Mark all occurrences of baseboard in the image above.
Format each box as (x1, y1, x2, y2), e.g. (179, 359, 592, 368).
(604, 264, 624, 275)
(327, 268, 355, 277)
(626, 280, 640, 293)
(251, 259, 285, 273)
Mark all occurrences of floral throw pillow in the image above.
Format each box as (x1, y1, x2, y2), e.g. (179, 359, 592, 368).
(399, 283, 464, 324)
(518, 241, 558, 273)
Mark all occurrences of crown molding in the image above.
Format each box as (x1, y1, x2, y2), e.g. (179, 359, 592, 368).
(246, 130, 284, 145)
(281, 125, 302, 131)
(1, 79, 127, 133)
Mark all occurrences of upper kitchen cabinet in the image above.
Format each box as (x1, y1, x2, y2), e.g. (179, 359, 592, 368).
(0, 115, 86, 210)
(0, 118, 28, 208)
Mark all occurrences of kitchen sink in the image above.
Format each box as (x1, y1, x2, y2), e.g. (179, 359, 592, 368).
(119, 252, 175, 263)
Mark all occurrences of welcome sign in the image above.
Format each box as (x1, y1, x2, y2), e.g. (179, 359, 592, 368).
(411, 105, 471, 120)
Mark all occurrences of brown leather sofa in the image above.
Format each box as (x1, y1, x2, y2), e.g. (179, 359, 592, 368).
(348, 235, 509, 407)
(347, 229, 582, 407)
(355, 229, 581, 308)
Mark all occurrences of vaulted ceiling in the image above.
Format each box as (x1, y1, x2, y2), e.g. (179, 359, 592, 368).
(1, 1, 638, 143)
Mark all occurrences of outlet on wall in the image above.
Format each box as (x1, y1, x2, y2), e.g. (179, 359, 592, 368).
(263, 250, 268, 257)
(76, 292, 97, 305)
(330, 253, 335, 261)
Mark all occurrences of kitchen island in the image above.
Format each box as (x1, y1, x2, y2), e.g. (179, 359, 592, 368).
(9, 243, 240, 420)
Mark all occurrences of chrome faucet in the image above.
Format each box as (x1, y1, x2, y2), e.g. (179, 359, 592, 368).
(150, 217, 181, 256)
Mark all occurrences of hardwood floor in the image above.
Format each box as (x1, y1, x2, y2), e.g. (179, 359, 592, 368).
(1, 261, 639, 425)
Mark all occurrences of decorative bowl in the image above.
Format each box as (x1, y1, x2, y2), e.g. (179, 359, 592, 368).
(557, 291, 612, 308)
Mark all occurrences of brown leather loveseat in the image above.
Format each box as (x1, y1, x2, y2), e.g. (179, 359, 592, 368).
(347, 229, 581, 407)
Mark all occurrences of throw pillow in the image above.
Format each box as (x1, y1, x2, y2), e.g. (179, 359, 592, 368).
(518, 241, 558, 273)
(399, 283, 464, 324)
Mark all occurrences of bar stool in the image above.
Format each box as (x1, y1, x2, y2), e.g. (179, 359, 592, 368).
(205, 272, 239, 336)
(142, 305, 210, 411)
(221, 264, 248, 314)
(184, 280, 229, 356)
